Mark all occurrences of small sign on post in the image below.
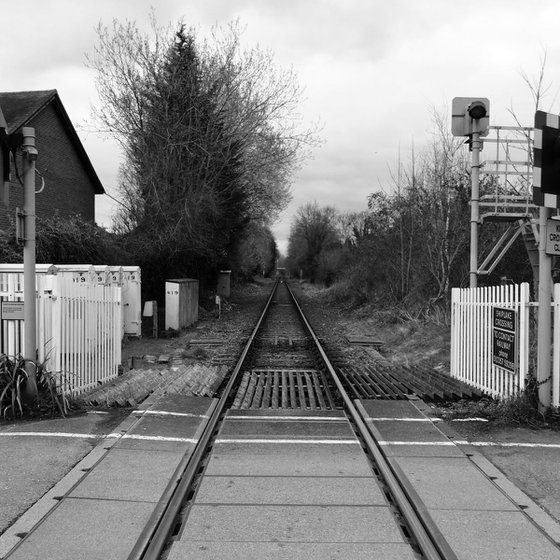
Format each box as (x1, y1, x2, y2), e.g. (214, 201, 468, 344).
(1, 300, 25, 320)
(492, 307, 517, 373)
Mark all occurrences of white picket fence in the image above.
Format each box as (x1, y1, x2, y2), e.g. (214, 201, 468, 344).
(1, 274, 122, 396)
(450, 283, 531, 399)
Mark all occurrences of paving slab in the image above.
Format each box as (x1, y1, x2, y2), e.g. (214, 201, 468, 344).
(127, 414, 208, 439)
(110, 416, 203, 453)
(112, 435, 197, 452)
(205, 441, 373, 477)
(358, 399, 464, 457)
(143, 394, 215, 415)
(68, 447, 186, 502)
(359, 399, 427, 419)
(179, 504, 404, 543)
(167, 541, 417, 560)
(5, 498, 155, 560)
(430, 509, 560, 560)
(381, 441, 465, 457)
(396, 456, 518, 511)
(195, 475, 387, 505)
(370, 418, 450, 441)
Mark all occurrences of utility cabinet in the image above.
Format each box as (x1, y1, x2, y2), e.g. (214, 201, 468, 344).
(217, 270, 231, 298)
(165, 278, 199, 330)
(119, 266, 142, 337)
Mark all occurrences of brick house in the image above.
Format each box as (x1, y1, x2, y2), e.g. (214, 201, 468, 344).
(0, 89, 104, 226)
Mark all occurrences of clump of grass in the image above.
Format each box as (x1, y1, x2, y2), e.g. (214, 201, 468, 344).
(36, 364, 70, 417)
(435, 377, 547, 428)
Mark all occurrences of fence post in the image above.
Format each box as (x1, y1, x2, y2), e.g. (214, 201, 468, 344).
(553, 283, 560, 408)
(519, 282, 530, 395)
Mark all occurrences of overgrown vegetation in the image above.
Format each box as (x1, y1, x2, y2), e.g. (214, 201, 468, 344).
(286, 112, 533, 319)
(0, 214, 132, 266)
(433, 381, 552, 428)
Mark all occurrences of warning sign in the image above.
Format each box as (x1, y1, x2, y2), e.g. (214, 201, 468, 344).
(546, 219, 560, 256)
(492, 307, 517, 373)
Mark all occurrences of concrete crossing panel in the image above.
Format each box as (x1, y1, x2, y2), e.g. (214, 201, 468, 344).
(167, 541, 418, 560)
(205, 441, 374, 477)
(180, 504, 404, 543)
(195, 475, 388, 505)
(430, 509, 560, 559)
(396, 456, 518, 511)
(68, 447, 186, 502)
(219, 418, 355, 439)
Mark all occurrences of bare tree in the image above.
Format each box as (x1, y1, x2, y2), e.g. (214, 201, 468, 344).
(287, 202, 339, 282)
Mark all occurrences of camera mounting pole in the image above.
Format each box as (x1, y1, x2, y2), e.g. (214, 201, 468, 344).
(22, 126, 38, 400)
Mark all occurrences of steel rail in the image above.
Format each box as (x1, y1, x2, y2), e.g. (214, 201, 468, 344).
(129, 280, 281, 560)
(284, 281, 458, 560)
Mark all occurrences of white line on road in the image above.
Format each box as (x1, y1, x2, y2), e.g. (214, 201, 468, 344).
(378, 440, 456, 446)
(133, 410, 209, 418)
(227, 416, 347, 422)
(214, 438, 360, 444)
(368, 417, 442, 422)
(2, 432, 559, 449)
(0, 432, 99, 439)
(455, 440, 560, 449)
(107, 434, 199, 443)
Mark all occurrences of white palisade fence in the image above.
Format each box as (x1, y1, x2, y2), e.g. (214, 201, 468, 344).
(1, 273, 122, 397)
(450, 283, 530, 399)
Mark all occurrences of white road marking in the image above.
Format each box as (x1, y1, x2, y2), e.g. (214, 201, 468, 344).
(133, 410, 209, 418)
(111, 434, 199, 443)
(368, 417, 442, 422)
(0, 432, 197, 443)
(450, 417, 489, 422)
(214, 438, 360, 445)
(0, 432, 99, 439)
(378, 440, 456, 446)
(454, 440, 560, 449)
(2, 432, 558, 449)
(227, 416, 346, 422)
(378, 439, 560, 449)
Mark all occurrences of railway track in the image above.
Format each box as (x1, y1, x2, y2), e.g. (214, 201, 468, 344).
(131, 280, 456, 560)
(5, 279, 560, 560)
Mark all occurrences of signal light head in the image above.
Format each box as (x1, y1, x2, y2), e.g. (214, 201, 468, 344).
(468, 101, 487, 120)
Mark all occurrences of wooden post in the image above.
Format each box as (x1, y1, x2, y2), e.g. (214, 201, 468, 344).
(153, 301, 158, 339)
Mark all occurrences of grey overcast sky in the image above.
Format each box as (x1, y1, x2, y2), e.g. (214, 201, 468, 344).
(2, 0, 560, 254)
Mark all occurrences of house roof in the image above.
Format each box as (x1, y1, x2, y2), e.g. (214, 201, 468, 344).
(0, 89, 105, 194)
